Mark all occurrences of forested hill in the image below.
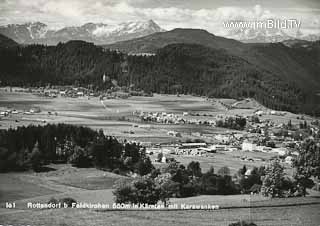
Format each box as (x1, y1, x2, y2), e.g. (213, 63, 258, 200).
(121, 43, 308, 114)
(0, 34, 18, 48)
(106, 28, 320, 94)
(0, 37, 318, 115)
(0, 40, 124, 86)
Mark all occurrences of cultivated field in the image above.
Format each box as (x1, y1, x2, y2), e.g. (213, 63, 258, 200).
(1, 88, 319, 226)
(1, 88, 312, 143)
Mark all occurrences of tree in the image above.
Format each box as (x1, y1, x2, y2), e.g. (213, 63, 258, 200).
(218, 166, 230, 177)
(187, 161, 202, 178)
(238, 165, 247, 176)
(155, 173, 179, 206)
(294, 139, 320, 180)
(68, 146, 91, 168)
(293, 139, 319, 196)
(30, 141, 42, 172)
(113, 176, 160, 204)
(113, 178, 136, 204)
(261, 160, 286, 197)
(157, 152, 163, 162)
(134, 157, 154, 176)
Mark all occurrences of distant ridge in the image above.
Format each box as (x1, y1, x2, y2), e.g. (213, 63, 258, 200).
(0, 20, 165, 45)
(0, 34, 18, 48)
(105, 28, 320, 95)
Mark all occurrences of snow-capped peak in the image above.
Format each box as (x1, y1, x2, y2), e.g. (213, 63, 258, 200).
(0, 20, 165, 45)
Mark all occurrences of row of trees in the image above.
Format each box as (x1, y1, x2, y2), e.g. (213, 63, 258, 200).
(0, 124, 153, 175)
(216, 116, 247, 130)
(114, 162, 240, 205)
(114, 137, 320, 204)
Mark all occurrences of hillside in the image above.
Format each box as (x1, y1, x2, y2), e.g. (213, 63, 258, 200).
(105, 29, 320, 94)
(0, 40, 124, 86)
(0, 34, 18, 48)
(120, 43, 306, 113)
(0, 39, 319, 115)
(105, 28, 244, 54)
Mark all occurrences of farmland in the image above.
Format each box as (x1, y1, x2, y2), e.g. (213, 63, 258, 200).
(1, 164, 320, 226)
(1, 88, 319, 226)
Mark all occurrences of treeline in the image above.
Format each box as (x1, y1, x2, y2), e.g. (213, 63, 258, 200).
(114, 157, 315, 205)
(0, 41, 316, 115)
(216, 116, 247, 130)
(114, 163, 241, 205)
(0, 124, 153, 175)
(0, 41, 123, 88)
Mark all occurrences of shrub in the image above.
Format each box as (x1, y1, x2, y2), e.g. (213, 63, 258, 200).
(59, 197, 77, 207)
(113, 176, 160, 204)
(47, 197, 60, 205)
(68, 146, 91, 168)
(112, 168, 120, 174)
(229, 221, 257, 226)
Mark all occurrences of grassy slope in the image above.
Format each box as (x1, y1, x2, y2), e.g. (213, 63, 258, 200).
(1, 203, 319, 226)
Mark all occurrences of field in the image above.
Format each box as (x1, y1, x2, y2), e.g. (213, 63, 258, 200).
(1, 88, 319, 225)
(1, 164, 320, 226)
(0, 88, 313, 143)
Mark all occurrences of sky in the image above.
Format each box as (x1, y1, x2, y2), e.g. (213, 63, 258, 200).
(0, 0, 319, 36)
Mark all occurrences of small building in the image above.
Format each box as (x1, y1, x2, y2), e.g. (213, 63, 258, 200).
(210, 145, 227, 151)
(30, 107, 41, 113)
(77, 91, 84, 96)
(180, 143, 207, 149)
(270, 147, 288, 156)
(242, 141, 257, 151)
(255, 110, 264, 116)
(285, 156, 294, 165)
(167, 131, 182, 137)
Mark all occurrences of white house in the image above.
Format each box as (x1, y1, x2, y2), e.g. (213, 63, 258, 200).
(242, 141, 257, 151)
(270, 147, 288, 156)
(285, 156, 294, 165)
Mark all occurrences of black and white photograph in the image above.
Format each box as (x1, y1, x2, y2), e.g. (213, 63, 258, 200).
(0, 0, 319, 225)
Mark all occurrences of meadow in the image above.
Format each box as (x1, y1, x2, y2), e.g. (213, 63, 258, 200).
(1, 89, 319, 225)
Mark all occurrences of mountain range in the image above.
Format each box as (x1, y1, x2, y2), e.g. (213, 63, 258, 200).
(226, 27, 320, 43)
(1, 21, 319, 45)
(0, 20, 164, 45)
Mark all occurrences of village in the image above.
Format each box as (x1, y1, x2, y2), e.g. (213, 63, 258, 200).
(1, 86, 318, 165)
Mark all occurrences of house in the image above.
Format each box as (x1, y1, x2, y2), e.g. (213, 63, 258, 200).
(198, 147, 216, 153)
(245, 169, 252, 177)
(0, 111, 8, 116)
(167, 131, 181, 137)
(242, 141, 257, 151)
(181, 143, 207, 148)
(255, 110, 264, 116)
(76, 91, 84, 97)
(270, 147, 288, 156)
(285, 156, 294, 165)
(210, 145, 227, 151)
(30, 107, 41, 113)
(161, 156, 167, 163)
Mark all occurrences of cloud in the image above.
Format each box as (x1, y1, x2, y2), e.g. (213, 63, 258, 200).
(0, 0, 319, 36)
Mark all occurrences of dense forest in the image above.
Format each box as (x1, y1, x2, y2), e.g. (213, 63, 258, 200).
(0, 41, 124, 87)
(0, 124, 153, 175)
(0, 39, 318, 115)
